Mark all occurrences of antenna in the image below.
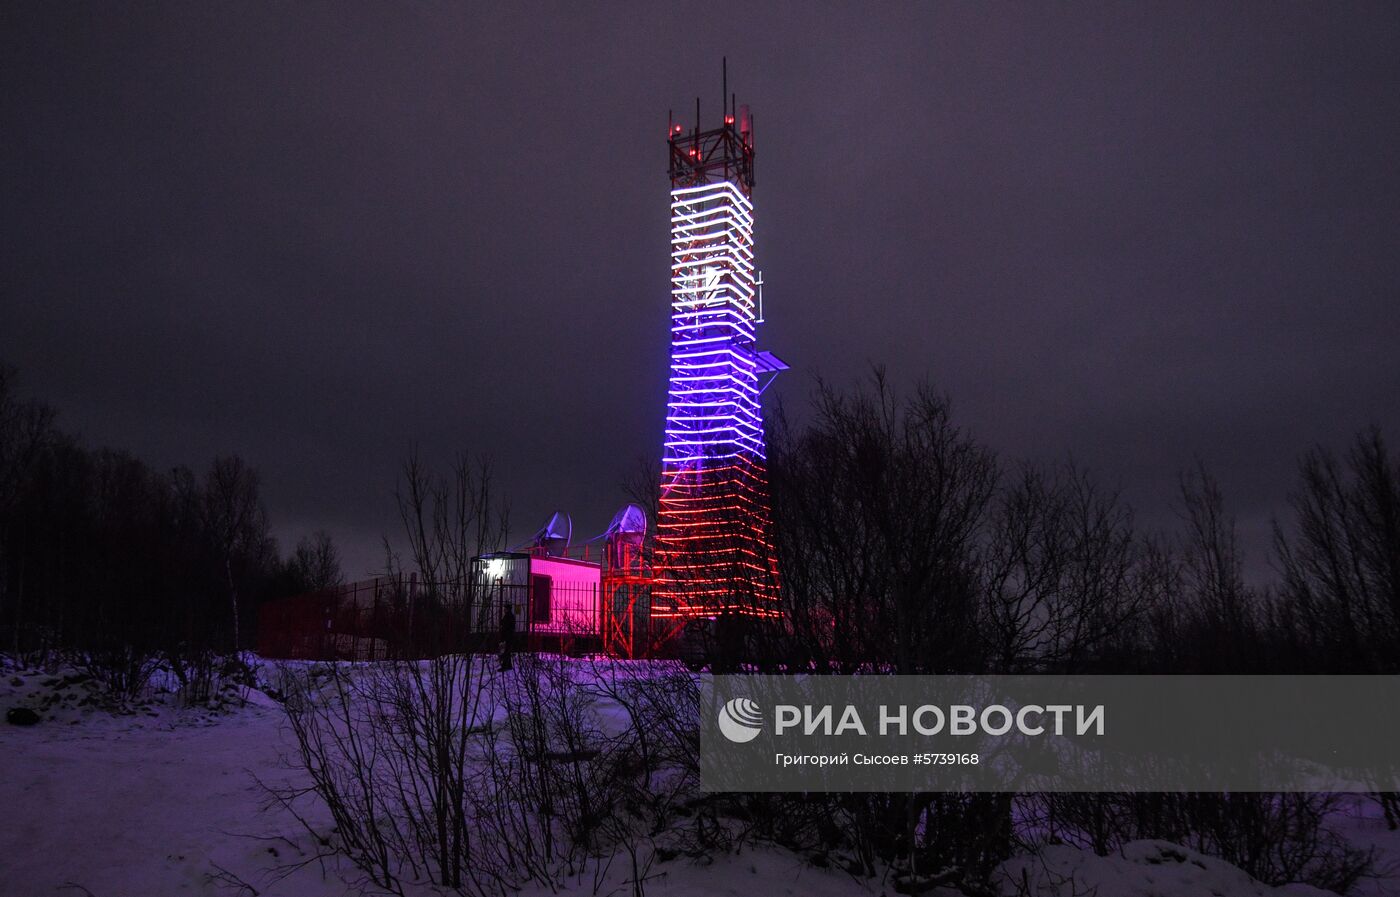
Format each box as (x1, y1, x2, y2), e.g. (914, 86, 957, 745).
(756, 270, 765, 323)
(666, 59, 754, 193)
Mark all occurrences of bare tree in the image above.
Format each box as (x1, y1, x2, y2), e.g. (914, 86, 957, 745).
(980, 463, 1142, 673)
(1271, 429, 1400, 829)
(202, 456, 270, 653)
(771, 370, 997, 672)
(291, 530, 343, 593)
(764, 373, 1013, 893)
(0, 364, 56, 658)
(1274, 427, 1400, 672)
(1175, 463, 1269, 671)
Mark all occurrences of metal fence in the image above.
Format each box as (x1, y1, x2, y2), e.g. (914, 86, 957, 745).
(256, 576, 606, 661)
(472, 579, 601, 636)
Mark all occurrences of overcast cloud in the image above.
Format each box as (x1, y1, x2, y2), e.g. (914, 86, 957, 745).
(4, 2, 1398, 579)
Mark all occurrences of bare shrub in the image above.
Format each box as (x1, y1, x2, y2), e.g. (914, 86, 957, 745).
(77, 641, 158, 703)
(275, 651, 692, 896)
(272, 455, 686, 895)
(1031, 792, 1375, 894)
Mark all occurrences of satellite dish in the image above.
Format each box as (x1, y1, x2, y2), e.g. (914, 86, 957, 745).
(532, 510, 572, 556)
(605, 503, 648, 538)
(604, 503, 647, 572)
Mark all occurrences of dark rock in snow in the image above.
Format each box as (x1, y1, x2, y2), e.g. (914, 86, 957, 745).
(7, 707, 40, 726)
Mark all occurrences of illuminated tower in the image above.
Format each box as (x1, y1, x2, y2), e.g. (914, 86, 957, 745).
(653, 76, 785, 624)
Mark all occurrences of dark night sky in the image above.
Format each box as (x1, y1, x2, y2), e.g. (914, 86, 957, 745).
(3, 3, 1398, 581)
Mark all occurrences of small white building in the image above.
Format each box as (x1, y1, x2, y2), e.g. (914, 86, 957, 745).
(472, 551, 601, 637)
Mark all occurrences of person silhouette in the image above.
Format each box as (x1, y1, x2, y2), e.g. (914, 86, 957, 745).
(498, 604, 516, 672)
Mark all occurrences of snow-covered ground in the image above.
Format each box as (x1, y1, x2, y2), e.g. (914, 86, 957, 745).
(2, 658, 1398, 897)
(0, 659, 871, 897)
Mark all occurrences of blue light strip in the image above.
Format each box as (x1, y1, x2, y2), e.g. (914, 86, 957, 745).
(662, 181, 764, 466)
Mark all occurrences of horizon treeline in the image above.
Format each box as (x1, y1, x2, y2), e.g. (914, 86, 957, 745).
(763, 371, 1400, 677)
(0, 363, 342, 698)
(3, 359, 1399, 682)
